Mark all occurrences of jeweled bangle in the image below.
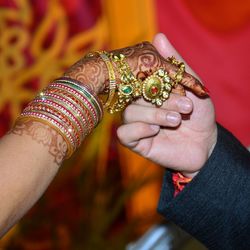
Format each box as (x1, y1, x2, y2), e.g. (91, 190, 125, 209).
(38, 88, 87, 134)
(54, 77, 103, 120)
(96, 51, 117, 108)
(108, 53, 142, 113)
(48, 83, 99, 127)
(24, 100, 83, 146)
(55, 78, 103, 123)
(40, 92, 94, 135)
(18, 76, 104, 158)
(45, 85, 97, 130)
(18, 113, 75, 158)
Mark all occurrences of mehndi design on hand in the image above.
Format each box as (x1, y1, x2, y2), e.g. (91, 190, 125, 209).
(64, 41, 208, 98)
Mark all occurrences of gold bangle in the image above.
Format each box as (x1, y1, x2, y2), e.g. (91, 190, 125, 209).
(108, 53, 142, 113)
(96, 51, 117, 108)
(17, 116, 75, 158)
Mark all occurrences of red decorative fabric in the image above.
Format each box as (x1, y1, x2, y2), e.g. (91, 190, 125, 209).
(156, 0, 250, 146)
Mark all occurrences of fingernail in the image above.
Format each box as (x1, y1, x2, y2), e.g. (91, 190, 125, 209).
(166, 112, 180, 123)
(178, 98, 192, 112)
(150, 125, 160, 132)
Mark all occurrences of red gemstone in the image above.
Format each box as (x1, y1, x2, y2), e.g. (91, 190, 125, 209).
(151, 86, 159, 95)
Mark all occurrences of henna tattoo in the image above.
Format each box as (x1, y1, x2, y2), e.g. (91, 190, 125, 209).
(64, 41, 207, 97)
(9, 119, 67, 165)
(172, 84, 186, 96)
(64, 55, 108, 94)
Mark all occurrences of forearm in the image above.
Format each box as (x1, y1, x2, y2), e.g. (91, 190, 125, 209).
(0, 120, 65, 236)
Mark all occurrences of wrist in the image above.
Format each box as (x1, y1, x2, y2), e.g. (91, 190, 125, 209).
(181, 124, 218, 179)
(63, 54, 108, 95)
(207, 124, 218, 158)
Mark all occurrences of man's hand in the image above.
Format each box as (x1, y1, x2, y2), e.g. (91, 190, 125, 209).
(117, 33, 217, 178)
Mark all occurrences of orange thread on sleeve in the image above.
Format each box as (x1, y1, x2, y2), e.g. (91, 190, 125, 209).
(172, 172, 192, 197)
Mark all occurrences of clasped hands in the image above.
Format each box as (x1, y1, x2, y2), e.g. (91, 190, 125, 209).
(117, 34, 217, 178)
(65, 33, 218, 178)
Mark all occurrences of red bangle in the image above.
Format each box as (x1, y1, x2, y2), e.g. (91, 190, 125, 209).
(172, 172, 192, 197)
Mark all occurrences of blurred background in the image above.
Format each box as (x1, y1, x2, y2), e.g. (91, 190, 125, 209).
(0, 0, 249, 249)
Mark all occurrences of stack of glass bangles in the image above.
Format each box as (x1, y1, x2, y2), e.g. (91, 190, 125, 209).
(18, 77, 103, 158)
(18, 51, 184, 158)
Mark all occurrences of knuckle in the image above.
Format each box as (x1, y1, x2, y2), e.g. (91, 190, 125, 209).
(134, 140, 150, 158)
(154, 110, 165, 124)
(138, 123, 149, 134)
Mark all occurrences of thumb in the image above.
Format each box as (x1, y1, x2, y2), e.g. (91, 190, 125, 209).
(152, 33, 198, 78)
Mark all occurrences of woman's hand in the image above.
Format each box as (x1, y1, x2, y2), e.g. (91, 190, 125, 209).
(117, 33, 217, 178)
(64, 40, 206, 97)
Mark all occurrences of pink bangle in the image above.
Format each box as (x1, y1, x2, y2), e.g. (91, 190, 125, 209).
(18, 76, 103, 158)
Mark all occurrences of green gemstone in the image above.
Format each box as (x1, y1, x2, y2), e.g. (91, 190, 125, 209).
(121, 85, 133, 95)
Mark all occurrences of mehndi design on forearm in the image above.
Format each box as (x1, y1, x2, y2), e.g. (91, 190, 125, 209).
(10, 119, 68, 165)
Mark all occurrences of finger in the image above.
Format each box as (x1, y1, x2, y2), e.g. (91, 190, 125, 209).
(123, 104, 183, 127)
(152, 33, 196, 77)
(117, 122, 159, 148)
(152, 33, 208, 96)
(134, 93, 193, 114)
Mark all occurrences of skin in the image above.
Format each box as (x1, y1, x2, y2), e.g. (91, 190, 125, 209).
(0, 120, 65, 236)
(64, 41, 207, 96)
(0, 33, 216, 237)
(117, 33, 217, 178)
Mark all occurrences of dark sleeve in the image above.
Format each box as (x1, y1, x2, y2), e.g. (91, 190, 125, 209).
(157, 124, 250, 250)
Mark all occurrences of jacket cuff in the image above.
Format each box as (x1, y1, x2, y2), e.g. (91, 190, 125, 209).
(157, 124, 250, 248)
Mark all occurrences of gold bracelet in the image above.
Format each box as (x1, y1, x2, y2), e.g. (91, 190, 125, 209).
(17, 115, 75, 158)
(97, 51, 117, 109)
(108, 53, 142, 113)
